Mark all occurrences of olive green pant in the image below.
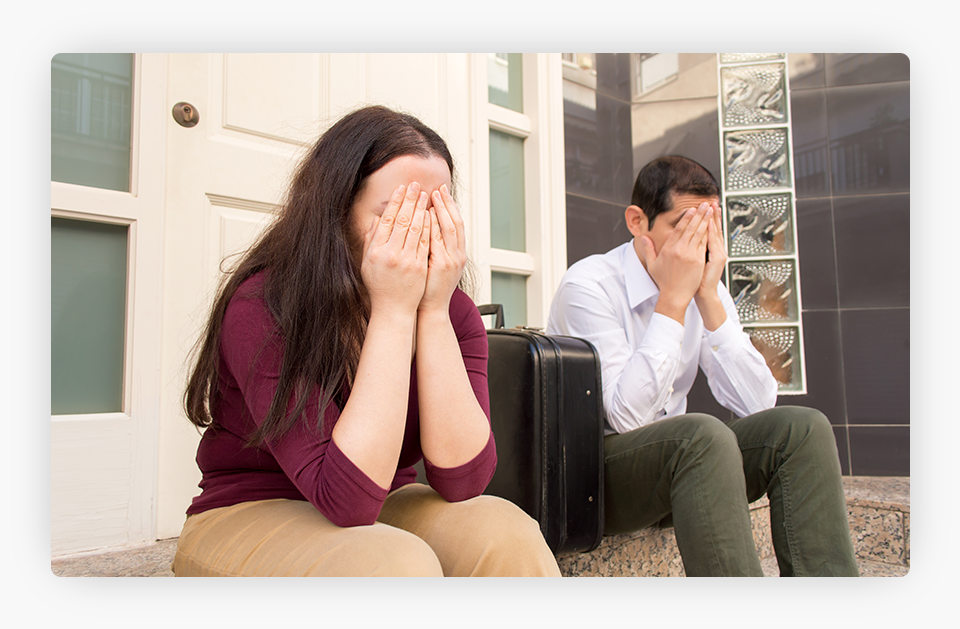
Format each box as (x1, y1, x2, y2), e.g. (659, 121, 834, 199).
(603, 406, 859, 576)
(172, 483, 561, 577)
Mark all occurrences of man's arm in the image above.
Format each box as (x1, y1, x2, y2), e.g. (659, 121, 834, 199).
(548, 280, 683, 433)
(693, 201, 778, 415)
(697, 286, 779, 416)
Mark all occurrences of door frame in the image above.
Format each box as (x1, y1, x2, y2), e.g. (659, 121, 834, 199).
(50, 53, 166, 554)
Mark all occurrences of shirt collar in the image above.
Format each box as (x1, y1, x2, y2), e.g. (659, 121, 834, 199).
(623, 239, 660, 309)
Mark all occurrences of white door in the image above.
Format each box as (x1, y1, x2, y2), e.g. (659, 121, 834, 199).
(50, 54, 165, 555)
(155, 53, 478, 538)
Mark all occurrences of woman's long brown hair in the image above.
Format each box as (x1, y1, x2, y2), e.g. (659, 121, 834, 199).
(184, 106, 457, 447)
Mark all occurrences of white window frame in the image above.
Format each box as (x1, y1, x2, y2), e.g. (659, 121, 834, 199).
(468, 53, 566, 328)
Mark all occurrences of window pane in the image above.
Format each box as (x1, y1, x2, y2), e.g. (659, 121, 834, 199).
(491, 272, 527, 329)
(51, 218, 128, 414)
(489, 129, 526, 252)
(488, 53, 523, 112)
(52, 53, 133, 192)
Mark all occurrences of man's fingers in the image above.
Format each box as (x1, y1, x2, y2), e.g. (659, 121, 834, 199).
(640, 236, 657, 265)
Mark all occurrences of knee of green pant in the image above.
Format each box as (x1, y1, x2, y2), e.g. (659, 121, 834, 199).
(683, 413, 740, 453)
(782, 406, 834, 441)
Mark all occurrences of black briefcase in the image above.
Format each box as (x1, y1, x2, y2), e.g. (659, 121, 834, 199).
(478, 304, 604, 556)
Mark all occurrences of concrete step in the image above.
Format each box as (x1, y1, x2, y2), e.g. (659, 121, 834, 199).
(50, 476, 908, 577)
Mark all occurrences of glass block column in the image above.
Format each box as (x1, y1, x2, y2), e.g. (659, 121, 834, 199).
(717, 53, 805, 393)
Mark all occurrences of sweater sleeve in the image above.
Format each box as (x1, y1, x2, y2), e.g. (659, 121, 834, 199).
(220, 287, 388, 527)
(421, 288, 497, 500)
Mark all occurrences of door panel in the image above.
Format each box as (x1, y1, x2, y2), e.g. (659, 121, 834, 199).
(157, 53, 475, 538)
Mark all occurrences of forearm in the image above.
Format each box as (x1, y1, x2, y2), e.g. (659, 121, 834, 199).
(330, 308, 417, 490)
(415, 308, 491, 468)
(603, 312, 684, 432)
(694, 288, 727, 332)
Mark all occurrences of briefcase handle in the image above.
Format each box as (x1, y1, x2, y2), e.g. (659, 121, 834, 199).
(476, 303, 505, 330)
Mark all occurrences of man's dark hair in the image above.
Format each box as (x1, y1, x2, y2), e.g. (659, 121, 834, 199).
(630, 156, 720, 228)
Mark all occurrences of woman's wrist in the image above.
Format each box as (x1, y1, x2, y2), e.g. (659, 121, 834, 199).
(416, 304, 452, 328)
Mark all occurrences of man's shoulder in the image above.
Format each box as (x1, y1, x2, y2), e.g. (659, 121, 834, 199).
(561, 243, 629, 288)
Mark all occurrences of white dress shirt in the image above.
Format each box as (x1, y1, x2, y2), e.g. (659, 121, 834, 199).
(547, 241, 778, 436)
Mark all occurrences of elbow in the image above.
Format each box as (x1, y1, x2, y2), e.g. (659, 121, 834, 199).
(318, 500, 381, 528)
(426, 451, 497, 503)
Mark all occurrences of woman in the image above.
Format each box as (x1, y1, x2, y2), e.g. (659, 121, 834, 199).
(171, 105, 560, 577)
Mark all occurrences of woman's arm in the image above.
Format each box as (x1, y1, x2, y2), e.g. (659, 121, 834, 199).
(416, 186, 492, 471)
(330, 182, 430, 490)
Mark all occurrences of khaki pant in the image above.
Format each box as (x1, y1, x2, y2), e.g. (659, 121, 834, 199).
(172, 483, 561, 577)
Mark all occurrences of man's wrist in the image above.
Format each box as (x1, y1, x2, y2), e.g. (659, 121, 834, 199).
(694, 291, 727, 332)
(654, 294, 690, 325)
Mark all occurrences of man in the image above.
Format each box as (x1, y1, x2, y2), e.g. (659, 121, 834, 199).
(547, 156, 858, 576)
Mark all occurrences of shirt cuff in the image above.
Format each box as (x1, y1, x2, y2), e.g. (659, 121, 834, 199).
(703, 316, 748, 365)
(640, 312, 686, 358)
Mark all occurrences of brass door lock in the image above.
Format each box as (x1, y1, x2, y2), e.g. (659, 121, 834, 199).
(172, 102, 200, 128)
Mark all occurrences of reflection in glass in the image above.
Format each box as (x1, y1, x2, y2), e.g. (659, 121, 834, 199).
(729, 260, 797, 323)
(726, 194, 795, 257)
(724, 129, 791, 190)
(488, 53, 523, 112)
(720, 53, 784, 64)
(52, 218, 128, 414)
(489, 129, 526, 252)
(746, 326, 801, 391)
(51, 53, 133, 192)
(721, 63, 787, 127)
(491, 272, 527, 329)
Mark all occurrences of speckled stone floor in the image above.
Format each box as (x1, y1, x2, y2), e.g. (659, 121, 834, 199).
(50, 476, 909, 577)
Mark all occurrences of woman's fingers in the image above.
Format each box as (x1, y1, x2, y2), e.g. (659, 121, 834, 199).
(373, 183, 409, 246)
(432, 184, 465, 254)
(401, 189, 429, 252)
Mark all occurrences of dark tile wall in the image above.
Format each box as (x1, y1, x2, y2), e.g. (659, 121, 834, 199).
(561, 53, 910, 477)
(563, 54, 635, 266)
(784, 53, 910, 476)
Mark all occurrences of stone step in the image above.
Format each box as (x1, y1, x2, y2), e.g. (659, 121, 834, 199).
(558, 476, 909, 577)
(50, 476, 908, 577)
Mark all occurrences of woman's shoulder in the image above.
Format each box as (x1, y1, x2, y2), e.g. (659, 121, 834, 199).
(223, 271, 275, 338)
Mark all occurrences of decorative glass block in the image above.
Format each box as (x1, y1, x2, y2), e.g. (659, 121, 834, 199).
(721, 63, 787, 127)
(719, 53, 784, 64)
(724, 129, 791, 190)
(745, 326, 802, 391)
(726, 194, 795, 257)
(729, 260, 797, 323)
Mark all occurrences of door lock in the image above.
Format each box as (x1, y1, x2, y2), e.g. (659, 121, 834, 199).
(172, 102, 200, 128)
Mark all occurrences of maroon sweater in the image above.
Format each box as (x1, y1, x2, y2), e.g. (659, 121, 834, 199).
(186, 273, 497, 527)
